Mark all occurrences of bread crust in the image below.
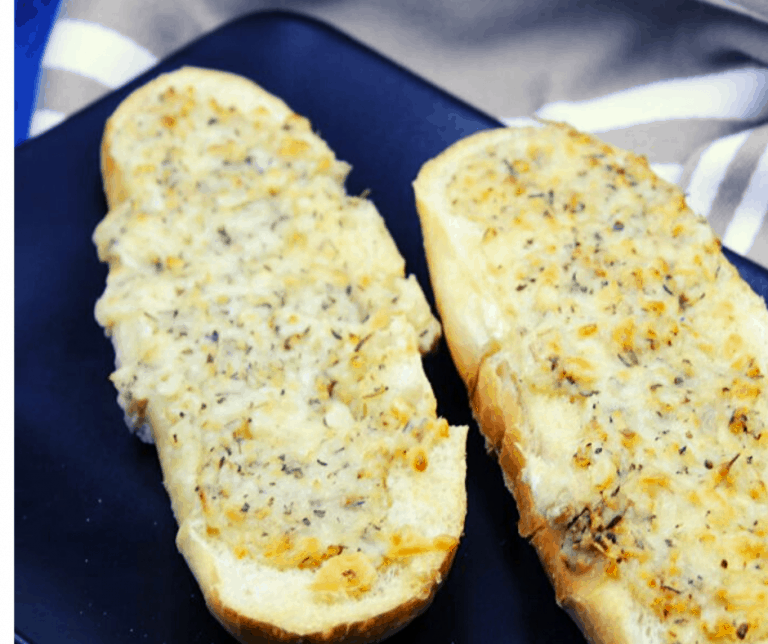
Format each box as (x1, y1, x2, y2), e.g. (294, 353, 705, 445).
(472, 353, 634, 644)
(95, 66, 466, 643)
(202, 544, 459, 644)
(173, 507, 460, 644)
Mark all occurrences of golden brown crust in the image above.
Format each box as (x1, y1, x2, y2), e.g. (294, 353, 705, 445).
(472, 352, 636, 644)
(471, 354, 540, 538)
(100, 121, 125, 211)
(204, 544, 459, 644)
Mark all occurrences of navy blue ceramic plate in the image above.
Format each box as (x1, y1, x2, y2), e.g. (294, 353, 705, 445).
(15, 11, 768, 644)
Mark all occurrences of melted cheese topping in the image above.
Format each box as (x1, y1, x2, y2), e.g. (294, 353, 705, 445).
(445, 124, 768, 642)
(93, 78, 458, 599)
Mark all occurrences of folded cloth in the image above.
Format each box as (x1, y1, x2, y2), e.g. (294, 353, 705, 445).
(32, 0, 768, 270)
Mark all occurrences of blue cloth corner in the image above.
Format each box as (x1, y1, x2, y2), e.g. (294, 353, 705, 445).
(15, 0, 61, 146)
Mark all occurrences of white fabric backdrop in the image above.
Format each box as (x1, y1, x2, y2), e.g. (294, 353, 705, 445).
(30, 0, 768, 269)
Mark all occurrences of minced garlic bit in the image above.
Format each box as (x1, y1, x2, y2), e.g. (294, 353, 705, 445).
(447, 124, 767, 643)
(93, 80, 453, 595)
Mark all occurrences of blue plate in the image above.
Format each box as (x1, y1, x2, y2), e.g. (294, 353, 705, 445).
(15, 10, 768, 644)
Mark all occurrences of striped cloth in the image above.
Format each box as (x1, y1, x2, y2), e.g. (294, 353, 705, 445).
(32, 0, 768, 270)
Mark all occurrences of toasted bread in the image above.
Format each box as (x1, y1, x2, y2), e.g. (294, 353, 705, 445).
(414, 122, 768, 644)
(93, 67, 467, 643)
